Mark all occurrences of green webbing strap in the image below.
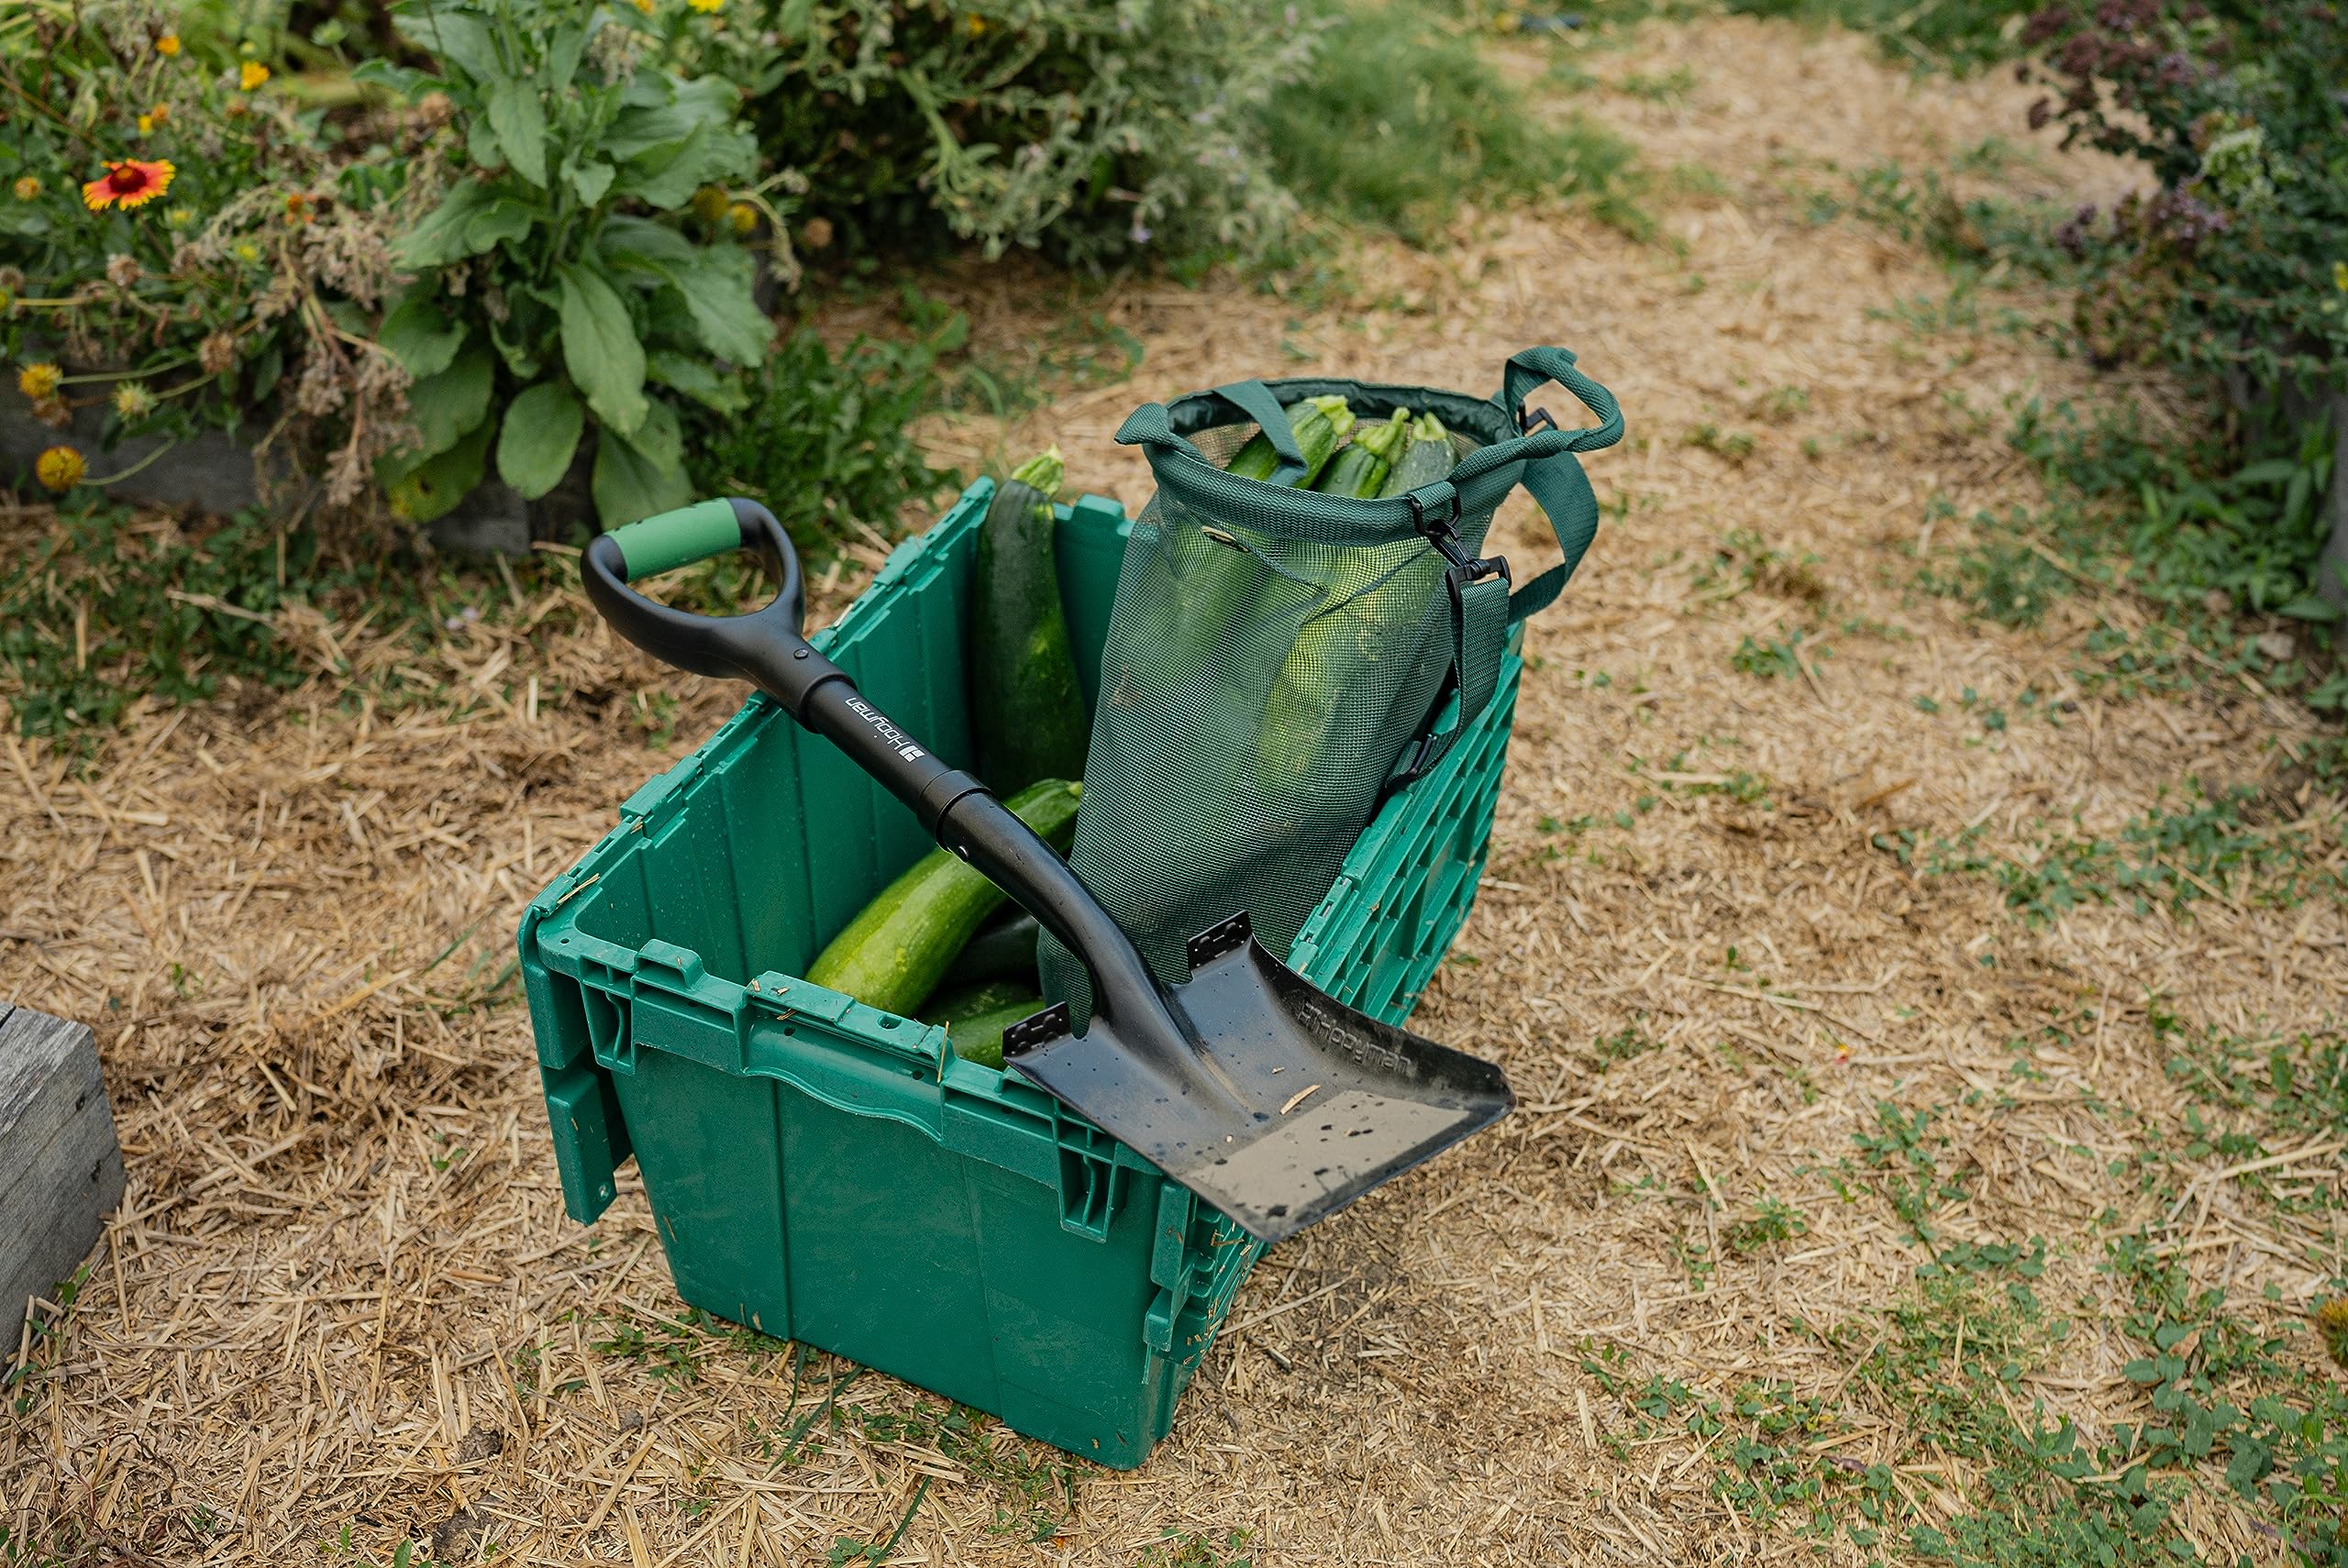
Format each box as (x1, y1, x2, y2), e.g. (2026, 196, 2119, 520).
(1213, 379, 1311, 487)
(1508, 447, 1598, 624)
(1400, 569, 1510, 784)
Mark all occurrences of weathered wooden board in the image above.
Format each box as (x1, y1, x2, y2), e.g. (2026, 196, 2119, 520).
(0, 1001, 126, 1358)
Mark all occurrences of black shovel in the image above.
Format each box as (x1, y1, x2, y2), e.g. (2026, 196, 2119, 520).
(582, 498, 1512, 1243)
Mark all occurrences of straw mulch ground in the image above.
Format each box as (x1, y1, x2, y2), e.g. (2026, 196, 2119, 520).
(6, 16, 2345, 1568)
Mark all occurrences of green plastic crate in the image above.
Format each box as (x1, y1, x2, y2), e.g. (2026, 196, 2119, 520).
(520, 479, 1523, 1467)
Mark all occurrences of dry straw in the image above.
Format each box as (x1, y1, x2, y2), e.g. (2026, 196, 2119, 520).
(6, 17, 2343, 1567)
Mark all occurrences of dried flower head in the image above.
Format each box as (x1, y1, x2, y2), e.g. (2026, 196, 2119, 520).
(286, 192, 315, 225)
(198, 330, 238, 374)
(17, 362, 61, 399)
(35, 446, 85, 491)
(12, 176, 39, 202)
(112, 381, 156, 419)
(31, 397, 71, 429)
(106, 253, 142, 288)
(417, 92, 454, 130)
(802, 215, 835, 250)
(2317, 1298, 2348, 1371)
(239, 61, 271, 91)
(692, 185, 730, 224)
(83, 159, 174, 212)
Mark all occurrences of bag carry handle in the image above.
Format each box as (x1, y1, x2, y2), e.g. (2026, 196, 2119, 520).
(1388, 348, 1623, 792)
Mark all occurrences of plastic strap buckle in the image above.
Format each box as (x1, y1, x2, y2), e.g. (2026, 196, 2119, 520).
(1406, 491, 1511, 589)
(1519, 403, 1559, 436)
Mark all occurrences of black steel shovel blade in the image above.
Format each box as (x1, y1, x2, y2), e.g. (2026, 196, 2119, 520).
(1002, 914, 1513, 1242)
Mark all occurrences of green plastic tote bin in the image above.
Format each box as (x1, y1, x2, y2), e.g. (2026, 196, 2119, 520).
(520, 479, 1523, 1467)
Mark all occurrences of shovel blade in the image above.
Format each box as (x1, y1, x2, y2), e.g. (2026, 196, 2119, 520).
(1003, 915, 1512, 1242)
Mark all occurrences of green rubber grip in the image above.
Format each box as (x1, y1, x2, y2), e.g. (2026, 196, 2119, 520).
(608, 499, 741, 580)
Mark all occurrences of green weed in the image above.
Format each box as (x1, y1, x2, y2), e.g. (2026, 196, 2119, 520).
(1137, 1529, 1256, 1568)
(1731, 630, 1822, 680)
(689, 319, 958, 552)
(1724, 1197, 1810, 1254)
(1683, 422, 1757, 461)
(1722, 0, 2039, 74)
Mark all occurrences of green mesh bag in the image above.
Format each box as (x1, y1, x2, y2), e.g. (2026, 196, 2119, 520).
(1041, 348, 1623, 1020)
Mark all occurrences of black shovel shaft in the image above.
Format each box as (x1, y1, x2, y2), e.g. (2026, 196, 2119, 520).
(579, 499, 1159, 1017)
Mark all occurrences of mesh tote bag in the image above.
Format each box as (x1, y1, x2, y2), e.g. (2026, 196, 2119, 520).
(1040, 347, 1623, 1019)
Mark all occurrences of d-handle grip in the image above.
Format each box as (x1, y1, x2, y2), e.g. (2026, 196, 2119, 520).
(581, 498, 1162, 1018)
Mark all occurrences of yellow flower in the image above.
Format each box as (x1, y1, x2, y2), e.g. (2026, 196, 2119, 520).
(17, 362, 61, 399)
(35, 446, 85, 492)
(965, 13, 987, 35)
(165, 205, 194, 227)
(239, 61, 270, 91)
(691, 184, 730, 224)
(232, 239, 263, 264)
(728, 202, 757, 235)
(629, 0, 654, 12)
(156, 33, 181, 56)
(138, 113, 154, 135)
(112, 381, 155, 419)
(689, 0, 723, 11)
(11, 176, 38, 202)
(2335, 259, 2347, 293)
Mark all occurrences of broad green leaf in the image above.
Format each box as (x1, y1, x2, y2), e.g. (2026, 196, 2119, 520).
(496, 381, 586, 499)
(392, 7, 501, 83)
(648, 350, 748, 414)
(558, 263, 648, 436)
(598, 215, 698, 271)
(381, 416, 493, 524)
(350, 59, 438, 98)
(488, 302, 548, 381)
(377, 286, 467, 378)
(407, 344, 495, 458)
(592, 399, 690, 527)
(390, 182, 495, 270)
(545, 25, 587, 90)
(486, 80, 548, 187)
(618, 123, 757, 210)
(467, 112, 506, 173)
(464, 197, 538, 253)
(603, 79, 735, 160)
(670, 246, 770, 366)
(2278, 593, 2344, 622)
(567, 159, 615, 206)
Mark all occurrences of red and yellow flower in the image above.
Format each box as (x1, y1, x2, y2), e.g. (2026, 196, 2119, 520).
(83, 159, 175, 212)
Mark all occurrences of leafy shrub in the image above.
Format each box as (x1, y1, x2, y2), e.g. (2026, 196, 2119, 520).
(1722, 0, 2039, 73)
(2022, 0, 2348, 389)
(359, 0, 774, 528)
(1260, 3, 1641, 245)
(0, 0, 426, 502)
(684, 0, 1321, 271)
(687, 325, 956, 547)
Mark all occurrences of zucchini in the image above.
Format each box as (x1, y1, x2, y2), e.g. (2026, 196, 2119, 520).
(928, 977, 1037, 1023)
(1376, 413, 1456, 498)
(1224, 395, 1354, 487)
(934, 910, 1041, 995)
(1309, 409, 1411, 498)
(972, 450, 1088, 795)
(805, 778, 1081, 1018)
(943, 995, 1046, 1070)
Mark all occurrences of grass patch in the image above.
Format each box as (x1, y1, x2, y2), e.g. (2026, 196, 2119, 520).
(1874, 781, 2340, 922)
(1722, 0, 2039, 75)
(1263, 3, 1645, 246)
